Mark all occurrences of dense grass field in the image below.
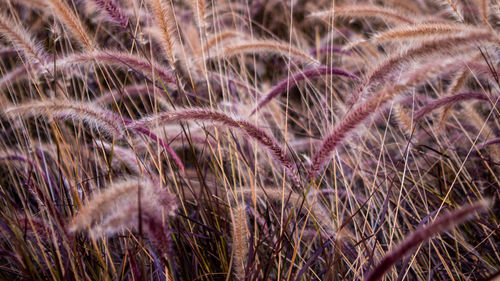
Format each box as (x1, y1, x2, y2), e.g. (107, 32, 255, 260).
(0, 0, 498, 280)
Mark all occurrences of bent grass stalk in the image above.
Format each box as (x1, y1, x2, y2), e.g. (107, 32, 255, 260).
(132, 108, 301, 186)
(2, 50, 178, 89)
(2, 100, 185, 171)
(2, 100, 126, 137)
(46, 0, 95, 50)
(364, 200, 490, 281)
(89, 0, 129, 28)
(0, 12, 49, 66)
(413, 92, 491, 121)
(309, 4, 416, 25)
(249, 66, 358, 115)
(366, 29, 495, 85)
(208, 39, 320, 66)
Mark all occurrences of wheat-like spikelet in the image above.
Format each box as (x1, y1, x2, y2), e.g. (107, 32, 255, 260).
(70, 178, 177, 232)
(414, 92, 491, 121)
(369, 23, 476, 44)
(69, 179, 139, 232)
(394, 104, 413, 136)
(250, 66, 358, 115)
(309, 4, 416, 25)
(367, 29, 495, 85)
(437, 0, 464, 21)
(2, 99, 125, 137)
(56, 50, 178, 87)
(307, 60, 446, 179)
(148, 0, 178, 64)
(0, 65, 31, 91)
(189, 0, 207, 31)
(0, 12, 49, 66)
(231, 204, 248, 281)
(133, 108, 301, 186)
(69, 178, 177, 261)
(8, 50, 177, 92)
(201, 30, 245, 55)
(364, 200, 490, 281)
(474, 0, 489, 25)
(436, 65, 475, 129)
(88, 0, 129, 28)
(46, 0, 95, 50)
(207, 39, 320, 66)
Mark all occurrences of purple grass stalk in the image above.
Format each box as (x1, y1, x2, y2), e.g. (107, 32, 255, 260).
(478, 137, 500, 148)
(307, 94, 384, 179)
(143, 213, 173, 265)
(1, 51, 179, 91)
(55, 50, 178, 88)
(0, 47, 16, 57)
(90, 0, 128, 28)
(413, 92, 491, 121)
(132, 108, 300, 186)
(364, 200, 490, 281)
(249, 66, 358, 115)
(129, 124, 185, 172)
(0, 65, 29, 90)
(367, 30, 495, 85)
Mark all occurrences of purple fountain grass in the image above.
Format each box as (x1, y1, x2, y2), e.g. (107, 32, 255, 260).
(188, 0, 207, 31)
(202, 30, 245, 55)
(0, 51, 178, 90)
(364, 200, 490, 281)
(307, 70, 435, 179)
(2, 100, 185, 171)
(208, 39, 320, 67)
(2, 99, 126, 137)
(0, 65, 30, 91)
(413, 92, 493, 121)
(309, 4, 417, 25)
(249, 66, 358, 115)
(69, 177, 178, 264)
(366, 29, 496, 85)
(369, 23, 480, 43)
(132, 108, 301, 186)
(0, 12, 49, 66)
(148, 0, 179, 64)
(307, 95, 387, 179)
(89, 0, 129, 28)
(231, 205, 248, 280)
(478, 137, 500, 148)
(57, 50, 178, 88)
(46, 0, 95, 50)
